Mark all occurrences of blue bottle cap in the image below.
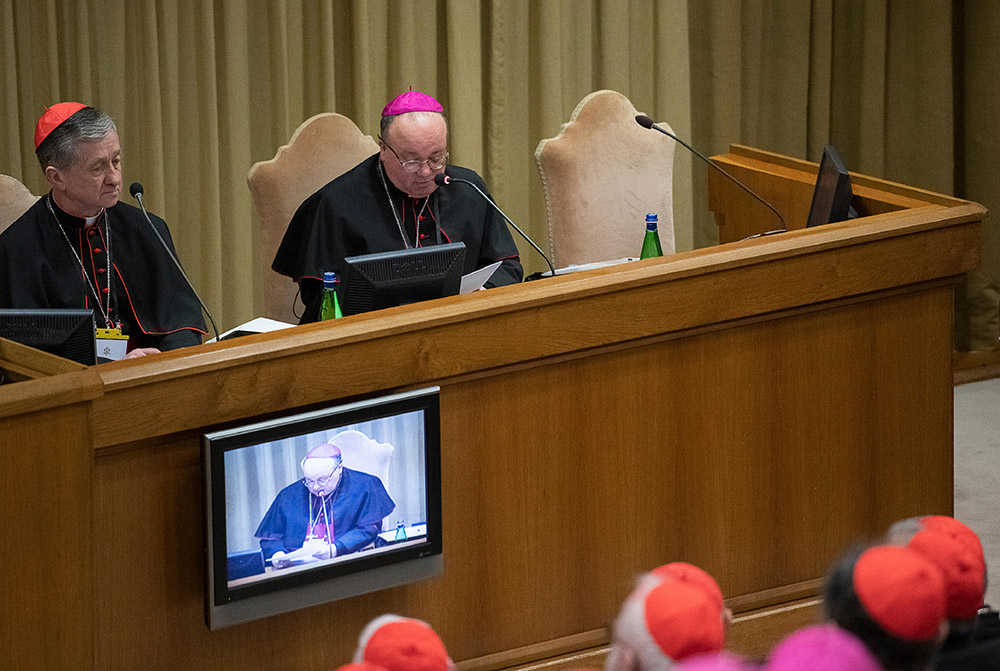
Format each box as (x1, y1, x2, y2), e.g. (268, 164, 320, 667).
(323, 271, 337, 287)
(645, 213, 658, 230)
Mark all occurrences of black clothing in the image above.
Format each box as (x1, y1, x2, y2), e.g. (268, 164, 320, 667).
(255, 468, 396, 559)
(0, 196, 205, 351)
(272, 155, 522, 323)
(936, 608, 1000, 671)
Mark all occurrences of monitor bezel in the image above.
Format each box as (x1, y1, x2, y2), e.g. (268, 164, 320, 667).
(203, 387, 443, 629)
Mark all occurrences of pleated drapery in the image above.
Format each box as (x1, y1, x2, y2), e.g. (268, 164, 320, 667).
(2, 0, 996, 348)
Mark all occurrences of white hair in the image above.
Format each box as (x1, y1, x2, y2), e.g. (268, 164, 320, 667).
(607, 574, 675, 671)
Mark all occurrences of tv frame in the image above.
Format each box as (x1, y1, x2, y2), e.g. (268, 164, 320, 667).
(806, 145, 856, 228)
(202, 387, 443, 629)
(339, 242, 466, 316)
(0, 308, 96, 365)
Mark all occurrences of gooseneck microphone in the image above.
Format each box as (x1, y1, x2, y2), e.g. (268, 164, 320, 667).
(634, 115, 787, 235)
(433, 173, 556, 278)
(129, 182, 220, 343)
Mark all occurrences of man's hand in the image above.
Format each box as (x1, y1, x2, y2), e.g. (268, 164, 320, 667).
(124, 347, 161, 359)
(270, 551, 291, 569)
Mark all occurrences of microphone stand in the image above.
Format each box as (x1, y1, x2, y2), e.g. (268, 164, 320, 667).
(434, 174, 556, 277)
(130, 184, 221, 343)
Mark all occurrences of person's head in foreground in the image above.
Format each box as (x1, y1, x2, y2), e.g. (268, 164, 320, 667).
(35, 102, 122, 218)
(823, 544, 947, 671)
(353, 614, 454, 671)
(764, 623, 880, 671)
(885, 515, 986, 641)
(606, 564, 729, 671)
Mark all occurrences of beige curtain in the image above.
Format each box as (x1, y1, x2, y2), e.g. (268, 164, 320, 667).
(1, 0, 694, 331)
(2, 0, 996, 348)
(689, 0, 999, 350)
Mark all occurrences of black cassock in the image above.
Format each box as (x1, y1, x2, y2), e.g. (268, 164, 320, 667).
(0, 196, 206, 351)
(272, 154, 523, 323)
(255, 467, 396, 559)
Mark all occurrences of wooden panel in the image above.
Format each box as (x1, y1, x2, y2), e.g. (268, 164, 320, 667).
(708, 144, 970, 243)
(89, 285, 953, 669)
(0, 403, 95, 670)
(89, 204, 981, 450)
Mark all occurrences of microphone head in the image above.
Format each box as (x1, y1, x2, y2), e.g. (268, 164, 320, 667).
(433, 173, 450, 186)
(129, 182, 144, 198)
(635, 114, 655, 129)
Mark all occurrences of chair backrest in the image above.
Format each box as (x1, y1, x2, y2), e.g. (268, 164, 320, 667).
(0, 174, 39, 234)
(248, 113, 378, 323)
(330, 429, 395, 531)
(534, 90, 676, 268)
(330, 429, 394, 491)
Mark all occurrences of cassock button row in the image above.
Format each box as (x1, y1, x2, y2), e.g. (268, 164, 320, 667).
(419, 234, 427, 240)
(87, 229, 96, 236)
(102, 288, 110, 294)
(98, 267, 106, 274)
(93, 248, 102, 253)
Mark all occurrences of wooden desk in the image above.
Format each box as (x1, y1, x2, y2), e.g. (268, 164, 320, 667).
(0, 147, 983, 670)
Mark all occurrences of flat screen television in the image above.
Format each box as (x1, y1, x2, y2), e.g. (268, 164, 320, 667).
(202, 387, 443, 629)
(806, 145, 857, 228)
(0, 308, 96, 365)
(340, 242, 465, 316)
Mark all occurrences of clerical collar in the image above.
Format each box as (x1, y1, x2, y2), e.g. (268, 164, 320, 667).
(47, 194, 104, 229)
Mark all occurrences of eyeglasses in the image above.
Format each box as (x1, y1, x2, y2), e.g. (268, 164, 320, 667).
(304, 467, 341, 490)
(379, 136, 449, 173)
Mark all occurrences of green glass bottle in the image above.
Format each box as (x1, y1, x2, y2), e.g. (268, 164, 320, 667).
(319, 271, 343, 320)
(639, 213, 663, 259)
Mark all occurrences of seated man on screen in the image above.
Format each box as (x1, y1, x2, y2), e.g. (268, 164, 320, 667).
(0, 102, 206, 356)
(255, 442, 396, 569)
(272, 90, 523, 323)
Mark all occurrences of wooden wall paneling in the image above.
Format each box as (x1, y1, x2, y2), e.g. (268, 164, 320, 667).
(0, 370, 101, 671)
(88, 282, 955, 670)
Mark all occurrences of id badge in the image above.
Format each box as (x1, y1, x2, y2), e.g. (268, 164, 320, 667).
(96, 327, 129, 362)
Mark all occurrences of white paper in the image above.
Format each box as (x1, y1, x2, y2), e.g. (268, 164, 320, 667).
(206, 317, 297, 343)
(460, 261, 503, 294)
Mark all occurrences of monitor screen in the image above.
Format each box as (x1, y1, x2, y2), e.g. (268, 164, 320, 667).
(203, 387, 443, 629)
(0, 308, 96, 365)
(340, 242, 466, 316)
(806, 145, 855, 228)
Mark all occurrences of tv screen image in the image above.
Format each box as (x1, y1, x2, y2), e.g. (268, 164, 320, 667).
(203, 387, 442, 629)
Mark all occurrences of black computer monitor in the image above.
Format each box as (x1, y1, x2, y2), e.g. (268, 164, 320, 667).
(0, 309, 96, 365)
(806, 145, 856, 228)
(339, 242, 466, 316)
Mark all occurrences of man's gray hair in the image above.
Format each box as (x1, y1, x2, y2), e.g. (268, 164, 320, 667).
(36, 106, 117, 172)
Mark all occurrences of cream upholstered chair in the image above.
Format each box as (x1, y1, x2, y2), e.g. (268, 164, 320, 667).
(248, 113, 378, 323)
(0, 174, 39, 234)
(535, 90, 676, 268)
(329, 429, 395, 531)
